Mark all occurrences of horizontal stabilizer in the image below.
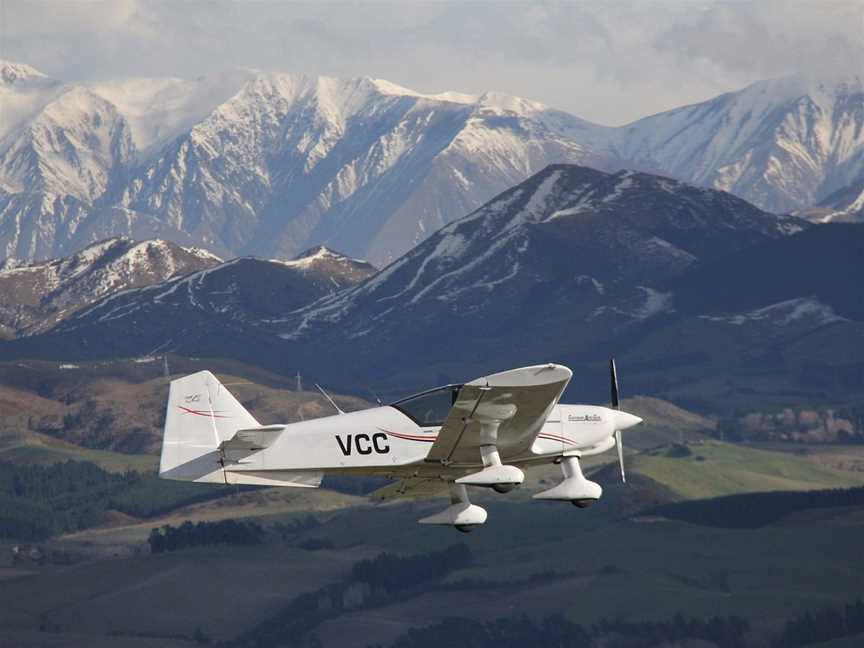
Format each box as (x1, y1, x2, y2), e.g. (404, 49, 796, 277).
(219, 425, 285, 453)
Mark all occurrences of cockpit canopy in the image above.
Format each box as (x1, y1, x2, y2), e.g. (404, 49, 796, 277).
(391, 384, 463, 427)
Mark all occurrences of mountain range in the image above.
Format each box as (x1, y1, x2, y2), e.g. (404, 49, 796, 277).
(0, 61, 620, 266)
(1, 60, 863, 266)
(6, 163, 862, 414)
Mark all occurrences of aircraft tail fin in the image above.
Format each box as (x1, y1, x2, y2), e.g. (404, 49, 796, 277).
(159, 370, 259, 483)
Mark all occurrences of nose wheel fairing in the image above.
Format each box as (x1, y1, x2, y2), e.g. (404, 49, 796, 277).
(533, 454, 602, 503)
(418, 482, 488, 529)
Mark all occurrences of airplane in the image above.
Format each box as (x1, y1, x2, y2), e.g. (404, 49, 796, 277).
(159, 361, 643, 532)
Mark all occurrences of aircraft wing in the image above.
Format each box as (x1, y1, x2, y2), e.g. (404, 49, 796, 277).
(425, 364, 572, 466)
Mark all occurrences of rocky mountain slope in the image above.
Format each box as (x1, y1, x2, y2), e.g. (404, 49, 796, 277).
(0, 237, 220, 337)
(616, 75, 864, 213)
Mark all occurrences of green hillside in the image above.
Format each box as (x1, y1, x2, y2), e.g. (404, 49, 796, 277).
(627, 440, 863, 500)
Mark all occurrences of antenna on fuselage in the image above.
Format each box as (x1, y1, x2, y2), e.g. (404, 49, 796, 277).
(315, 383, 345, 415)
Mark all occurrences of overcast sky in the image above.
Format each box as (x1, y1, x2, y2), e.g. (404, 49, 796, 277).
(1, 0, 862, 125)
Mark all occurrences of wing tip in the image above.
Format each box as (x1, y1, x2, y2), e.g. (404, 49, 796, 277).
(468, 363, 572, 388)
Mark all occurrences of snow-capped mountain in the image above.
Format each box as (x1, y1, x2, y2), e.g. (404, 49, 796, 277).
(616, 76, 864, 213)
(22, 245, 375, 359)
(0, 85, 133, 202)
(114, 75, 622, 264)
(0, 237, 220, 337)
(0, 60, 624, 266)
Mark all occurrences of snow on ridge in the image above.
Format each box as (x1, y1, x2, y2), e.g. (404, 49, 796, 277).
(276, 245, 369, 269)
(476, 91, 547, 114)
(576, 275, 605, 295)
(369, 79, 553, 113)
(505, 170, 562, 231)
(370, 79, 485, 106)
(182, 246, 223, 262)
(701, 297, 847, 327)
(632, 287, 673, 319)
(602, 171, 636, 203)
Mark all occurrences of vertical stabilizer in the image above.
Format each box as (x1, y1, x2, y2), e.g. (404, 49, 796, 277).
(159, 371, 259, 483)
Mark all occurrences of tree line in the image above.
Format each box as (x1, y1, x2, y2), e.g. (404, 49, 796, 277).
(773, 598, 864, 647)
(148, 520, 264, 553)
(0, 459, 135, 539)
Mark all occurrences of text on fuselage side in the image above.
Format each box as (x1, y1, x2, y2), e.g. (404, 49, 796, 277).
(336, 433, 390, 455)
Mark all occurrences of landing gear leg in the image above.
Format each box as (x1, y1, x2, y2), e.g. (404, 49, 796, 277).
(454, 417, 524, 491)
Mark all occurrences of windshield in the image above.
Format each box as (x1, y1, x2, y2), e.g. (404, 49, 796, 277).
(391, 385, 463, 427)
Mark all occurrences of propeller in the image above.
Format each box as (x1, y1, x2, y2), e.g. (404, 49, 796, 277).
(610, 358, 626, 484)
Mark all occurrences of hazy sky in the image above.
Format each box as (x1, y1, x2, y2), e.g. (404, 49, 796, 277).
(1, 0, 862, 125)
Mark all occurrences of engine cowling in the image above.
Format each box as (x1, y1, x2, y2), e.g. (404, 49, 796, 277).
(558, 404, 616, 449)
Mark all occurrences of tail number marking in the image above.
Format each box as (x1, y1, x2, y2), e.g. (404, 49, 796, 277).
(336, 433, 390, 455)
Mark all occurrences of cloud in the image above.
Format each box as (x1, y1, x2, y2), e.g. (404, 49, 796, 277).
(1, 0, 861, 125)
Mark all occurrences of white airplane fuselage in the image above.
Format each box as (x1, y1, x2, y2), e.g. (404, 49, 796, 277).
(222, 403, 633, 477)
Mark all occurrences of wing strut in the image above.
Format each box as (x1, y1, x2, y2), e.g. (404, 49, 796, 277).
(441, 385, 490, 464)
